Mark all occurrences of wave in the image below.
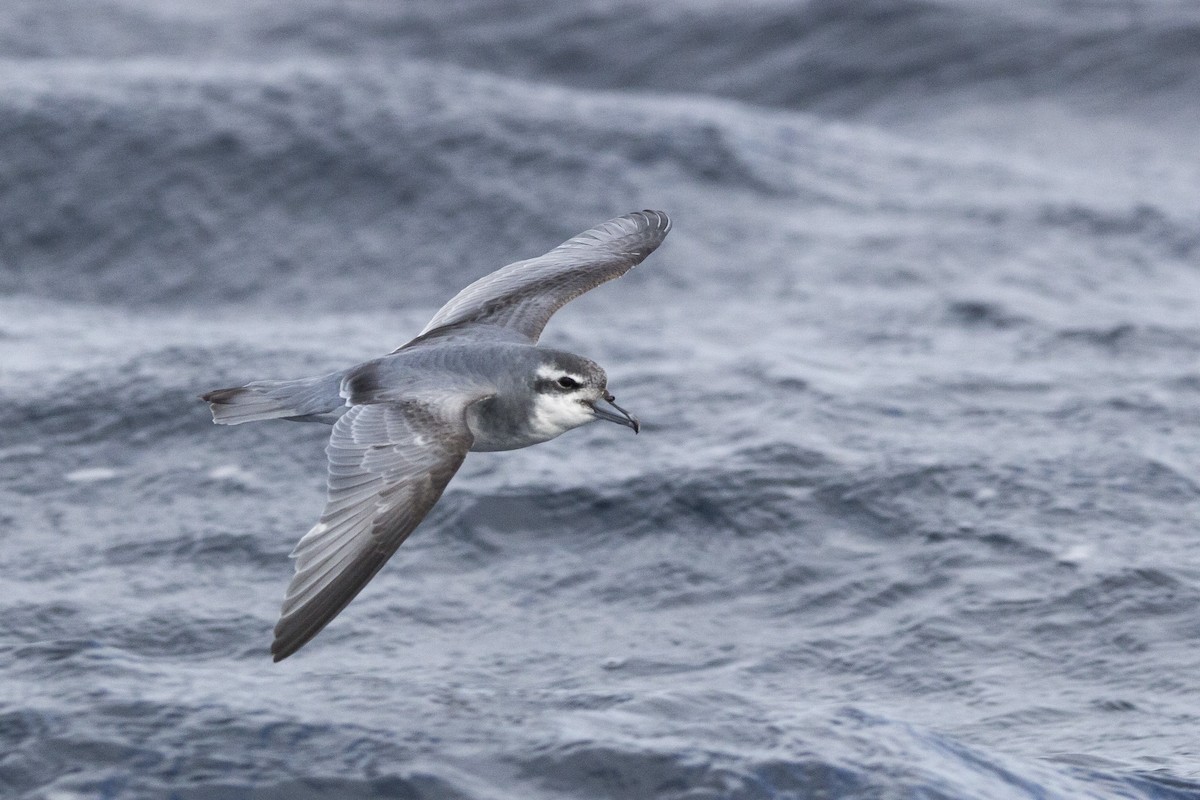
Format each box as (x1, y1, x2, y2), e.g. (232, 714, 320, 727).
(516, 703, 1194, 799)
(2, 50, 1193, 310)
(4, 696, 1193, 799)
(4, 1, 1199, 116)
(0, 59, 802, 308)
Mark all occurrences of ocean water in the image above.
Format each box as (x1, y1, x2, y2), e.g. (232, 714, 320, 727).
(3, 1, 1200, 798)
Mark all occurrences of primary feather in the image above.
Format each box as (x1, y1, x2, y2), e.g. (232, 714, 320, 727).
(416, 210, 671, 343)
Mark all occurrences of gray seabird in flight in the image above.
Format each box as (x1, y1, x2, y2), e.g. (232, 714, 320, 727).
(202, 210, 671, 661)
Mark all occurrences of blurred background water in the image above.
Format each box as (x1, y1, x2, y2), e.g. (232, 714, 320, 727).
(2, 1, 1200, 798)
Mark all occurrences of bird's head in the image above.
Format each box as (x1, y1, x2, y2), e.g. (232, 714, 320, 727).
(528, 351, 640, 439)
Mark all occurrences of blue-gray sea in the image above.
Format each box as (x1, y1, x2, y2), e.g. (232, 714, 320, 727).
(3, 2, 1200, 798)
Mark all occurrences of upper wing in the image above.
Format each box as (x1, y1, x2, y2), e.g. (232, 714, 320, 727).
(416, 210, 671, 343)
(271, 400, 473, 661)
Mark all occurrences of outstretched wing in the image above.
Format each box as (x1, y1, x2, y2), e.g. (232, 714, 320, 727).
(271, 400, 473, 661)
(416, 209, 671, 344)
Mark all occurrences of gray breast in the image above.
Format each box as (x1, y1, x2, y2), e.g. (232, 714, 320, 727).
(464, 393, 537, 452)
(461, 348, 545, 452)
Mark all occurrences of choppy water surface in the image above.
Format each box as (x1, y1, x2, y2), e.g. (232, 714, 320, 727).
(3, 2, 1200, 798)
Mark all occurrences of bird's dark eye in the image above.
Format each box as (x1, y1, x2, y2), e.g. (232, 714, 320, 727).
(557, 376, 579, 389)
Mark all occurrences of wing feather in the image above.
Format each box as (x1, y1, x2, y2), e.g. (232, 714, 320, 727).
(414, 210, 671, 344)
(270, 401, 473, 661)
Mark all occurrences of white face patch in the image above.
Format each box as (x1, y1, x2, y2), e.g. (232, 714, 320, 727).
(528, 391, 595, 440)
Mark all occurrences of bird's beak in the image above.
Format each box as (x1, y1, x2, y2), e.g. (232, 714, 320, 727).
(592, 393, 640, 433)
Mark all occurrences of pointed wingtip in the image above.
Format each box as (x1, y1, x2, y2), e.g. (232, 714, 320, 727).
(626, 209, 670, 239)
(270, 636, 295, 662)
(640, 209, 671, 232)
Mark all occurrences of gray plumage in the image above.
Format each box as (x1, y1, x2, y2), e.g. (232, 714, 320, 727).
(202, 210, 671, 661)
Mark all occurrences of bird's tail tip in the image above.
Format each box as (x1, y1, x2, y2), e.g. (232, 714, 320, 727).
(201, 373, 345, 426)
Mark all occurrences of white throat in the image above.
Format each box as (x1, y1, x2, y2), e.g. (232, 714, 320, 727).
(528, 392, 594, 441)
